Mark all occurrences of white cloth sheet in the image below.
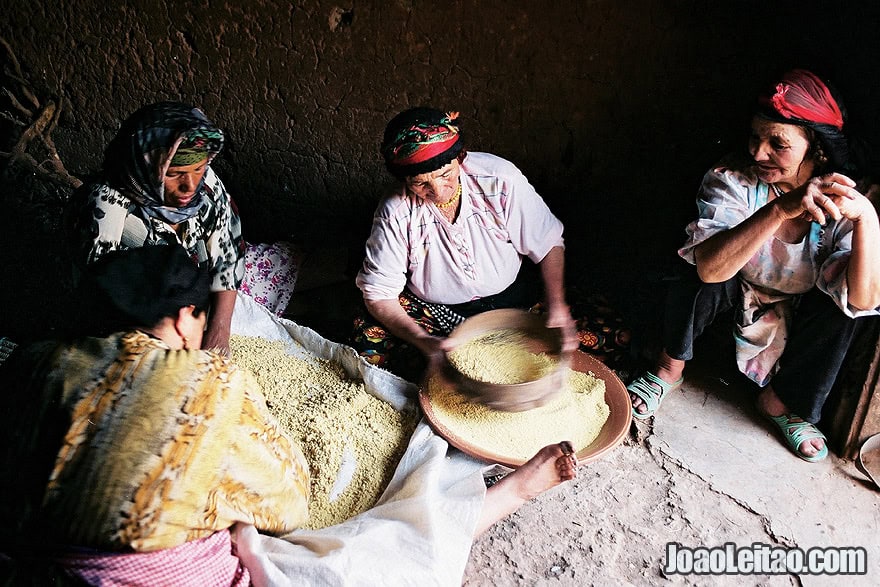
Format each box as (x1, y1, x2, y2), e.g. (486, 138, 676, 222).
(230, 293, 487, 587)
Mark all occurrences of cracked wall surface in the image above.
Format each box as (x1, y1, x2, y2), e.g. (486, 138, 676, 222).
(3, 1, 880, 248)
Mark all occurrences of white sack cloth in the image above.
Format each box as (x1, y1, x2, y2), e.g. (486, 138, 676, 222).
(230, 293, 487, 587)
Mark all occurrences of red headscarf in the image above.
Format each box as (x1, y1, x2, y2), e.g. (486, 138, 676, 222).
(759, 69, 844, 130)
(381, 107, 464, 178)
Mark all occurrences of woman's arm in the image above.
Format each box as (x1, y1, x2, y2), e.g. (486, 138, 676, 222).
(203, 289, 236, 354)
(200, 172, 244, 354)
(537, 246, 577, 351)
(364, 298, 446, 364)
(831, 184, 880, 310)
(695, 173, 860, 283)
(693, 201, 787, 282)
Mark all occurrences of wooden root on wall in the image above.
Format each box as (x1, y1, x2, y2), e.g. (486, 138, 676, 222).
(0, 36, 82, 190)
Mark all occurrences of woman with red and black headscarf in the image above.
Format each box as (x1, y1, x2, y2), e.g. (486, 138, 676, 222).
(627, 69, 880, 462)
(352, 107, 578, 380)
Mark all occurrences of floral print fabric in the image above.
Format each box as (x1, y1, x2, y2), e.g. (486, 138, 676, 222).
(240, 241, 302, 315)
(678, 159, 875, 385)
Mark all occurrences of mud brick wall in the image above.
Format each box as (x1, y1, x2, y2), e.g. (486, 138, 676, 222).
(2, 0, 880, 338)
(4, 1, 880, 242)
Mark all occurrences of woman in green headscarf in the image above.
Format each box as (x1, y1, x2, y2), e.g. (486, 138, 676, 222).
(69, 101, 300, 353)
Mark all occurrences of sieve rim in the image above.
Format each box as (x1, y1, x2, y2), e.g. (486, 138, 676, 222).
(420, 349, 632, 467)
(442, 308, 570, 412)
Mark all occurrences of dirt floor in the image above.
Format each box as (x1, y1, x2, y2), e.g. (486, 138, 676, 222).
(461, 355, 880, 586)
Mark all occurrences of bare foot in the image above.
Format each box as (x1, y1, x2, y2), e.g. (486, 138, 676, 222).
(630, 351, 685, 416)
(498, 441, 578, 499)
(476, 442, 578, 535)
(756, 387, 825, 458)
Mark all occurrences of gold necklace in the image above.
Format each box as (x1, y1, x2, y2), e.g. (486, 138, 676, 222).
(435, 183, 462, 209)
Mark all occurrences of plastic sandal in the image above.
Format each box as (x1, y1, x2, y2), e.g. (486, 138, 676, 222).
(627, 372, 683, 420)
(766, 414, 828, 463)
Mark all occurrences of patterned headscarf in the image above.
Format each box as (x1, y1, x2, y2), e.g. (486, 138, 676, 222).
(757, 69, 851, 172)
(381, 107, 463, 178)
(170, 129, 219, 166)
(102, 102, 225, 224)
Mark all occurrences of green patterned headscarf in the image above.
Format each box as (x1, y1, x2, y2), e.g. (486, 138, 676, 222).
(381, 107, 463, 179)
(102, 102, 225, 224)
(170, 129, 222, 166)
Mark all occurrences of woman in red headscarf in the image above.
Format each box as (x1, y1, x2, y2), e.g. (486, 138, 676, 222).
(627, 69, 880, 462)
(352, 107, 579, 381)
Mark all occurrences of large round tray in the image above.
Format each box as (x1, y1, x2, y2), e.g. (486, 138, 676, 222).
(419, 350, 631, 468)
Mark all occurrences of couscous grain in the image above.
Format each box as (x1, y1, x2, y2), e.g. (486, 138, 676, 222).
(231, 335, 418, 530)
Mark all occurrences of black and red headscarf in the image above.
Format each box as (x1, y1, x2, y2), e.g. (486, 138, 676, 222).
(381, 107, 464, 178)
(757, 69, 851, 172)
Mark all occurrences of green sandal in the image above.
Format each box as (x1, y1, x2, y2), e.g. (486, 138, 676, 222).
(766, 414, 828, 463)
(627, 372, 683, 420)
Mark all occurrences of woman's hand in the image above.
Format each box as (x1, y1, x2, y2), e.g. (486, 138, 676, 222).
(364, 297, 455, 370)
(418, 334, 454, 374)
(202, 290, 237, 356)
(536, 247, 578, 351)
(202, 326, 231, 356)
(774, 172, 861, 225)
(544, 302, 578, 352)
(824, 180, 877, 224)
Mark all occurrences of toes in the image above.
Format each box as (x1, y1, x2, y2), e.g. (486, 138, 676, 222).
(560, 469, 576, 481)
(555, 458, 577, 480)
(799, 442, 818, 457)
(630, 394, 646, 413)
(514, 443, 578, 498)
(797, 438, 825, 457)
(555, 441, 579, 480)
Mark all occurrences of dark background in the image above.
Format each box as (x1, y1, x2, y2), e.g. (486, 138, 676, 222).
(2, 0, 879, 345)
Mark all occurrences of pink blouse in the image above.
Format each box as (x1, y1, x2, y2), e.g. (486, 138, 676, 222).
(357, 152, 564, 305)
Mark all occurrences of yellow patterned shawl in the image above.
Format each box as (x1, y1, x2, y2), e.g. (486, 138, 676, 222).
(10, 331, 309, 552)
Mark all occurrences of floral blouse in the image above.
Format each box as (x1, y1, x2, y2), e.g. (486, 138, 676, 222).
(678, 160, 877, 385)
(71, 167, 245, 292)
